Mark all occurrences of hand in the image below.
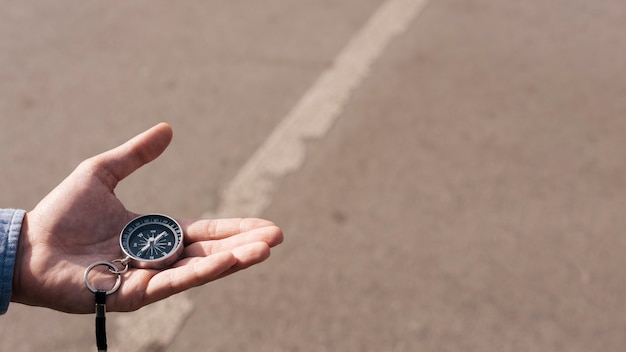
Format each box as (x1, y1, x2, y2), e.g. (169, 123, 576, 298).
(11, 123, 283, 313)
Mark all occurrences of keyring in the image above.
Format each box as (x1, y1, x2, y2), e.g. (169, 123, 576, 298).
(84, 261, 123, 295)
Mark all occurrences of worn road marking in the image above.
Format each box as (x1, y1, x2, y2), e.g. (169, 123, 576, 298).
(215, 0, 430, 218)
(110, 0, 429, 350)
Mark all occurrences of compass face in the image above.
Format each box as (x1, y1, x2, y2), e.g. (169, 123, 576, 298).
(119, 214, 184, 269)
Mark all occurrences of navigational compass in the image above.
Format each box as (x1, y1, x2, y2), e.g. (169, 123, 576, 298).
(119, 213, 184, 269)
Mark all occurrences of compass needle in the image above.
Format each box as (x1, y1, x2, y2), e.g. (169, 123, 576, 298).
(154, 231, 167, 243)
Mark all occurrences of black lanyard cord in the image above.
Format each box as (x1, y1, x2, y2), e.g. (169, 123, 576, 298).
(95, 290, 108, 352)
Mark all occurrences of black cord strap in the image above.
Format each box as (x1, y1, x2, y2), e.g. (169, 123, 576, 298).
(95, 290, 108, 352)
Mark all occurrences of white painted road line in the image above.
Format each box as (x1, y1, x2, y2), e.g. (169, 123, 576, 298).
(110, 0, 429, 350)
(215, 0, 431, 219)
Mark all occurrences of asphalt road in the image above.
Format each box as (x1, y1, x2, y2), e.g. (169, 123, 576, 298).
(1, 0, 626, 351)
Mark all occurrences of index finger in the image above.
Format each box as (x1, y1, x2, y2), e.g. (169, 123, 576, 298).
(180, 218, 283, 244)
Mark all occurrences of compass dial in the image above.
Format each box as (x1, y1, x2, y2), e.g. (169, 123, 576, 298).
(119, 214, 184, 269)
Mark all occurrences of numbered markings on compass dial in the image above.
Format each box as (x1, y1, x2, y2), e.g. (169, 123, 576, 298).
(120, 214, 183, 262)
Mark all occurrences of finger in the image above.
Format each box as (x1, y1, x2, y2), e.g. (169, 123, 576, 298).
(88, 123, 173, 189)
(140, 251, 237, 306)
(182, 224, 282, 258)
(180, 218, 282, 244)
(111, 242, 271, 311)
(211, 242, 272, 280)
(180, 242, 271, 279)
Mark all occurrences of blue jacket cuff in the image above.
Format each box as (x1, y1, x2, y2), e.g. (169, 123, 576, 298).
(0, 209, 26, 315)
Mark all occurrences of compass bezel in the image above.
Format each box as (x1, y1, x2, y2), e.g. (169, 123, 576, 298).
(119, 214, 184, 269)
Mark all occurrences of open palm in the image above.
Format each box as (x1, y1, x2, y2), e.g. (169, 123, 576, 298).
(11, 123, 282, 313)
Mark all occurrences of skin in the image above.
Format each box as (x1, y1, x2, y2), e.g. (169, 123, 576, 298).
(11, 123, 283, 313)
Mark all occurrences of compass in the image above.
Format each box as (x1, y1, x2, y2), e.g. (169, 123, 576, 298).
(119, 214, 184, 269)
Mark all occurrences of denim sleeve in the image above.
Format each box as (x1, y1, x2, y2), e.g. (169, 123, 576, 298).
(0, 209, 25, 315)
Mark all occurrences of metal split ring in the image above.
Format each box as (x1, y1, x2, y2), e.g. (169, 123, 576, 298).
(110, 258, 130, 274)
(84, 261, 123, 295)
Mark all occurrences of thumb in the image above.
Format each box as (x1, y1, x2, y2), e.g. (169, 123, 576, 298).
(90, 123, 173, 188)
